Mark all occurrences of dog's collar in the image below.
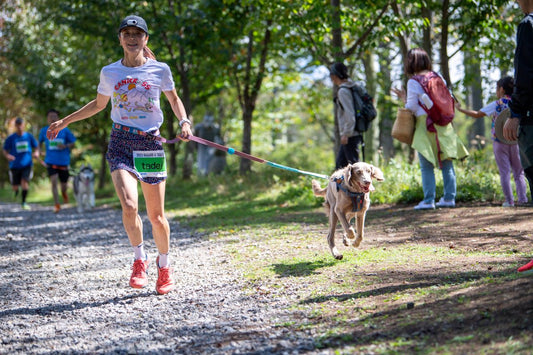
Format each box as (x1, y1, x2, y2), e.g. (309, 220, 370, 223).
(333, 177, 365, 212)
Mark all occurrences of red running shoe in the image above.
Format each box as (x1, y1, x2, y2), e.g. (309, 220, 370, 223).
(155, 256, 175, 295)
(518, 259, 533, 272)
(129, 258, 150, 288)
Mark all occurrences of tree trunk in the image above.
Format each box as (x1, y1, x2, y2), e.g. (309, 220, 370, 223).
(178, 37, 194, 180)
(439, 0, 451, 85)
(331, 0, 342, 158)
(237, 23, 271, 175)
(391, 0, 415, 163)
(362, 52, 380, 163)
(376, 45, 395, 161)
(464, 50, 485, 146)
(239, 106, 253, 174)
(421, 5, 432, 56)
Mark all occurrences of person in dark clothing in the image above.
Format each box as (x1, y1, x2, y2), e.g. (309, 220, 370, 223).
(330, 62, 363, 169)
(503, 0, 533, 272)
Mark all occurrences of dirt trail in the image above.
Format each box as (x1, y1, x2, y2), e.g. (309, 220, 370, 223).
(0, 203, 316, 354)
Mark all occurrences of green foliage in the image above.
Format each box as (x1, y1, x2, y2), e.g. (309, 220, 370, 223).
(372, 146, 504, 205)
(0, 0, 525, 187)
(275, 179, 322, 208)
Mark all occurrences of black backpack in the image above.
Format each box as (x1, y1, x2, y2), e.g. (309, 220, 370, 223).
(337, 84, 377, 132)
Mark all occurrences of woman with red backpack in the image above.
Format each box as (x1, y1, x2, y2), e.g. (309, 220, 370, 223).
(393, 48, 468, 210)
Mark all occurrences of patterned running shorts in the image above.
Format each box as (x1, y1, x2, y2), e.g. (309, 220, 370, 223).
(106, 128, 166, 185)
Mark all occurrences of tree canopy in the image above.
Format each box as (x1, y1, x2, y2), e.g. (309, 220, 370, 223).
(0, 0, 522, 181)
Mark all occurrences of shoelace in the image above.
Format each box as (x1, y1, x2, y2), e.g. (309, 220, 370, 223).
(131, 260, 147, 277)
(158, 267, 171, 283)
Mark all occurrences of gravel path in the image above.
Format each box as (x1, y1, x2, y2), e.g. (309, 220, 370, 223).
(0, 203, 317, 354)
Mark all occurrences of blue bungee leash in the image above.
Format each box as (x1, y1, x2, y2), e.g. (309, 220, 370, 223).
(112, 123, 330, 180)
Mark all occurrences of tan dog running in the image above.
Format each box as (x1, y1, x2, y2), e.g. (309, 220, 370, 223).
(312, 162, 384, 260)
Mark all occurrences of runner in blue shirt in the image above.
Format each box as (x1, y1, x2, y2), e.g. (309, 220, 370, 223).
(39, 109, 76, 213)
(2, 117, 40, 210)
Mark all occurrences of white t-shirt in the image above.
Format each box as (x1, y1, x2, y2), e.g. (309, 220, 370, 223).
(97, 58, 175, 132)
(406, 72, 449, 117)
(480, 101, 497, 117)
(406, 79, 429, 117)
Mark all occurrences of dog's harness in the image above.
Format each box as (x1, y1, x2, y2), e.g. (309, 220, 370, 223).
(334, 176, 365, 212)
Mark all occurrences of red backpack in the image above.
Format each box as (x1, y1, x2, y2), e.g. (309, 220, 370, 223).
(412, 71, 455, 129)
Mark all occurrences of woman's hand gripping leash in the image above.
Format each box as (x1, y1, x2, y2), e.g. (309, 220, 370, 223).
(178, 120, 192, 142)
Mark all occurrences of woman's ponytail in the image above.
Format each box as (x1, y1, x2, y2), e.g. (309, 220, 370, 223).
(144, 46, 156, 60)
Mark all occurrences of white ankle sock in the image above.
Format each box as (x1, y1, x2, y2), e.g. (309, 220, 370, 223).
(158, 253, 169, 268)
(133, 243, 146, 260)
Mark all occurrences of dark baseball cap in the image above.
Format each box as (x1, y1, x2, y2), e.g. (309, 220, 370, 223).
(118, 15, 148, 35)
(14, 117, 24, 125)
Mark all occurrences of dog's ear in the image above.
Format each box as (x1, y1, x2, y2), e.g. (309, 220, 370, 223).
(344, 164, 353, 185)
(371, 165, 384, 181)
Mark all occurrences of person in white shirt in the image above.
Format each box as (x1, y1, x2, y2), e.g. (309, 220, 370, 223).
(393, 48, 468, 210)
(46, 15, 192, 295)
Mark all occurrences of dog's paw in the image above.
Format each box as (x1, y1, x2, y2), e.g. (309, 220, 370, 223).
(343, 235, 355, 247)
(353, 235, 363, 248)
(347, 228, 357, 241)
(331, 247, 343, 260)
(343, 229, 357, 246)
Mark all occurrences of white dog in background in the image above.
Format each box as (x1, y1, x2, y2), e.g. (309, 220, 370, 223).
(73, 164, 95, 213)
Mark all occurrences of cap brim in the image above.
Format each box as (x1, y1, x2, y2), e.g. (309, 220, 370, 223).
(494, 108, 518, 145)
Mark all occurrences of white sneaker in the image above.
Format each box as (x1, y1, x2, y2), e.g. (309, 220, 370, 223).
(414, 201, 435, 210)
(502, 202, 515, 207)
(436, 197, 455, 208)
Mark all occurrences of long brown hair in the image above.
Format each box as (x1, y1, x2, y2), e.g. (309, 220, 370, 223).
(405, 48, 432, 76)
(144, 46, 156, 60)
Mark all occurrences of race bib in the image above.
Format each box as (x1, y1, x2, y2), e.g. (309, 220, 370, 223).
(15, 141, 30, 153)
(49, 138, 65, 150)
(133, 150, 167, 178)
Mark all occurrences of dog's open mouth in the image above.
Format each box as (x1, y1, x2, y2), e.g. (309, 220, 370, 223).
(358, 182, 371, 193)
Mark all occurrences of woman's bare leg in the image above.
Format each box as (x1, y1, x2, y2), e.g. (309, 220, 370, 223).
(140, 180, 169, 254)
(111, 170, 143, 247)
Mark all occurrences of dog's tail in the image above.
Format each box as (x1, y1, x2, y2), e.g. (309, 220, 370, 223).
(311, 179, 327, 197)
